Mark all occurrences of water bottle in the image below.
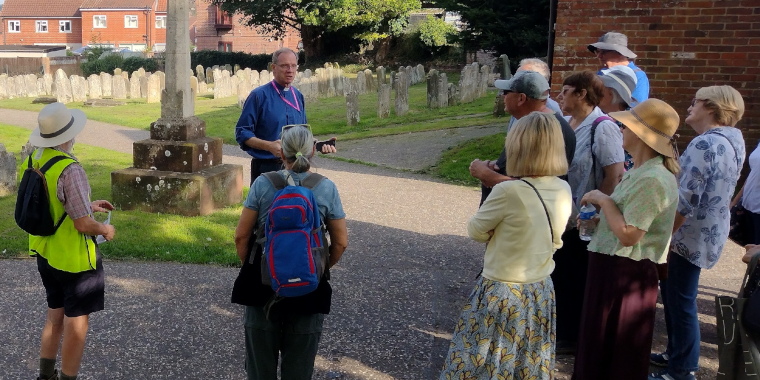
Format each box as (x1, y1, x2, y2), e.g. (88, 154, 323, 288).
(578, 204, 597, 241)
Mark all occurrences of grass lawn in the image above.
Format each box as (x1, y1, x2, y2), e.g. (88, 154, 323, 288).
(0, 82, 500, 145)
(433, 133, 506, 187)
(0, 124, 243, 265)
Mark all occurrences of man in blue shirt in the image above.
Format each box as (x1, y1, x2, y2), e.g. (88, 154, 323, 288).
(588, 32, 650, 103)
(235, 47, 335, 183)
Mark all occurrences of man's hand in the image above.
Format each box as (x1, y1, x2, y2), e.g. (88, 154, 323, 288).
(101, 224, 116, 241)
(470, 159, 511, 188)
(317, 137, 337, 154)
(744, 244, 760, 264)
(91, 200, 114, 213)
(268, 140, 282, 156)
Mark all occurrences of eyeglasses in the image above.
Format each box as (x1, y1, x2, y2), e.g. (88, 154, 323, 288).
(499, 89, 514, 96)
(595, 49, 613, 56)
(690, 98, 704, 107)
(281, 124, 311, 134)
(275, 64, 299, 70)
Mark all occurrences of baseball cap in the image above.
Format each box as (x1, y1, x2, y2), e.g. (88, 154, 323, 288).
(494, 70, 550, 100)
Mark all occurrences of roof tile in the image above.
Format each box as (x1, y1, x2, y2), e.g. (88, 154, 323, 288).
(1, 0, 83, 17)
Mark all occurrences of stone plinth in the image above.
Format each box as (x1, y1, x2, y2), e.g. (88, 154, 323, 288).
(132, 137, 223, 173)
(150, 116, 206, 141)
(111, 164, 243, 216)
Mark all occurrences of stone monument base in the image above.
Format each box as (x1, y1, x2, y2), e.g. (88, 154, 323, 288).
(111, 164, 243, 216)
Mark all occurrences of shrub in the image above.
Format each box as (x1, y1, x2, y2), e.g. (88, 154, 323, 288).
(190, 49, 307, 72)
(416, 16, 457, 56)
(121, 56, 159, 73)
(81, 53, 123, 77)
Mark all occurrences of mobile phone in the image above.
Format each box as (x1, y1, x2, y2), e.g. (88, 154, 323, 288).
(315, 139, 336, 151)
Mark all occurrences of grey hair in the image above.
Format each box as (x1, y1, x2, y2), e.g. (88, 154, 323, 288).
(272, 48, 298, 65)
(518, 58, 551, 82)
(280, 125, 313, 173)
(609, 88, 628, 109)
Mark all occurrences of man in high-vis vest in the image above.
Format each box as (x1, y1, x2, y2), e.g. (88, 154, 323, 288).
(27, 103, 116, 380)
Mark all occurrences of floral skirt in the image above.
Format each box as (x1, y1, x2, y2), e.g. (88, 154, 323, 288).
(439, 276, 555, 380)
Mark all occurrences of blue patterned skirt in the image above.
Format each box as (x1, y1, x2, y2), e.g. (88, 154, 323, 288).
(439, 276, 555, 380)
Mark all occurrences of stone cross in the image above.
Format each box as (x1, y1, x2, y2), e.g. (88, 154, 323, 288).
(162, 0, 193, 118)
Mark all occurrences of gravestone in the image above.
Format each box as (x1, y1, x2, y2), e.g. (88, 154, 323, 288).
(237, 81, 249, 107)
(437, 72, 449, 108)
(43, 73, 53, 95)
(0, 76, 8, 99)
(25, 74, 39, 97)
(113, 68, 122, 77)
(389, 70, 396, 90)
(196, 65, 205, 83)
(377, 84, 391, 118)
(70, 75, 88, 102)
(346, 90, 359, 125)
(394, 71, 409, 116)
(130, 74, 142, 98)
(6, 76, 18, 99)
(479, 65, 491, 97)
(112, 0, 242, 216)
(500, 54, 512, 80)
(0, 143, 17, 196)
(205, 67, 213, 83)
(140, 75, 150, 98)
(87, 74, 103, 99)
(363, 69, 373, 93)
(53, 69, 73, 103)
(37, 78, 47, 96)
(190, 76, 198, 97)
(427, 69, 440, 109)
(101, 73, 112, 97)
(448, 83, 460, 106)
(356, 71, 366, 94)
(146, 75, 162, 103)
(376, 66, 386, 88)
(112, 75, 127, 99)
(15, 76, 27, 98)
(198, 81, 208, 95)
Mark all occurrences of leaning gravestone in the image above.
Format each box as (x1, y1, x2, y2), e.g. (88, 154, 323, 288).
(53, 69, 73, 103)
(394, 71, 409, 116)
(87, 74, 103, 99)
(0, 143, 17, 196)
(377, 84, 391, 119)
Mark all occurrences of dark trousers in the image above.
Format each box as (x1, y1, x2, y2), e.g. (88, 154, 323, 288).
(250, 158, 283, 185)
(748, 211, 760, 244)
(244, 306, 324, 380)
(572, 252, 659, 380)
(550, 229, 590, 344)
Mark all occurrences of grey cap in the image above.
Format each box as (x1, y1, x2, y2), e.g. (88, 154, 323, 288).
(588, 32, 637, 59)
(494, 70, 550, 100)
(600, 66, 638, 107)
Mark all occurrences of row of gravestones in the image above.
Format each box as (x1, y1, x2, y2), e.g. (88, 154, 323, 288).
(427, 63, 494, 109)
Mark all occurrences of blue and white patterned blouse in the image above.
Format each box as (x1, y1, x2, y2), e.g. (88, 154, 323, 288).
(672, 127, 745, 269)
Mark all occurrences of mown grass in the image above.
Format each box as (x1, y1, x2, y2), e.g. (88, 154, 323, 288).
(0, 82, 499, 145)
(432, 132, 506, 186)
(0, 124, 244, 265)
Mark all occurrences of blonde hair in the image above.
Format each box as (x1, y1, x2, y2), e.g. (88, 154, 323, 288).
(663, 156, 680, 175)
(506, 111, 568, 177)
(280, 125, 313, 173)
(696, 85, 745, 126)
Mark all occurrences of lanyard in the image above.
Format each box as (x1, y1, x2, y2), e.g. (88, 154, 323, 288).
(271, 81, 300, 112)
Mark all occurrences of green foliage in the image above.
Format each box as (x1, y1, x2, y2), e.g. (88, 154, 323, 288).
(417, 16, 456, 49)
(190, 50, 306, 71)
(216, 0, 421, 56)
(81, 53, 123, 77)
(436, 0, 550, 62)
(121, 57, 159, 73)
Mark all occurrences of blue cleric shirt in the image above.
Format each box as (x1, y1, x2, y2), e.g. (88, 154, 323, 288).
(235, 80, 307, 160)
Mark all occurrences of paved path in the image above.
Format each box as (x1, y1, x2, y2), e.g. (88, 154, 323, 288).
(0, 108, 747, 379)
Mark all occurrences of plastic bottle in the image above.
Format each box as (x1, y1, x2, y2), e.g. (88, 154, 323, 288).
(578, 204, 597, 241)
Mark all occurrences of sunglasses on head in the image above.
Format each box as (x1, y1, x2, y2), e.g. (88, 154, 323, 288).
(281, 124, 312, 134)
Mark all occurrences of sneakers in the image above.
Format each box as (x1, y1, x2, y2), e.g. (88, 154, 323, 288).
(36, 370, 59, 380)
(648, 369, 696, 380)
(650, 352, 669, 367)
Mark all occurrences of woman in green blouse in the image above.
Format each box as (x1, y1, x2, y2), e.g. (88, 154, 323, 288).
(571, 99, 681, 380)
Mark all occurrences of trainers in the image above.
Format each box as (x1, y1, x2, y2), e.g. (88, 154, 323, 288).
(650, 352, 669, 367)
(36, 370, 59, 380)
(648, 369, 696, 380)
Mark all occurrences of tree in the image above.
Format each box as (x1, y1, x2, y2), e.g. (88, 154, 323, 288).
(214, 0, 421, 58)
(436, 0, 550, 63)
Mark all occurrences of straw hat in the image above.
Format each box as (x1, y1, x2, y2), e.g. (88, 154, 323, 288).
(29, 102, 87, 147)
(609, 99, 680, 157)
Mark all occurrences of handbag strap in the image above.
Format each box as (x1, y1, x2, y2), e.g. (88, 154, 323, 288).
(709, 131, 742, 173)
(519, 179, 554, 244)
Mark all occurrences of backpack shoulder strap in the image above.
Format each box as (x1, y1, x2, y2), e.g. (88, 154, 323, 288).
(300, 173, 326, 190)
(39, 155, 74, 173)
(741, 251, 760, 297)
(262, 171, 288, 190)
(589, 116, 615, 189)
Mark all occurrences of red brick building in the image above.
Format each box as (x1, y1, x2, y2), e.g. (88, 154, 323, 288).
(0, 0, 300, 55)
(190, 0, 300, 54)
(550, 0, 760, 145)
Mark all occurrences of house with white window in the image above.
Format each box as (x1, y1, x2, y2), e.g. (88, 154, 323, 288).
(0, 0, 85, 49)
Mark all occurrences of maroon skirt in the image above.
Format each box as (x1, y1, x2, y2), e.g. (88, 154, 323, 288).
(572, 252, 659, 380)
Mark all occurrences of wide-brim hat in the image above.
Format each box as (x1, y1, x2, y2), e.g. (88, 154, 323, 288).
(609, 99, 680, 157)
(29, 102, 87, 147)
(588, 32, 637, 59)
(600, 66, 638, 107)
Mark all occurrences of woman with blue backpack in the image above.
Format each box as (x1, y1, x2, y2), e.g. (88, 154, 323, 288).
(231, 124, 348, 380)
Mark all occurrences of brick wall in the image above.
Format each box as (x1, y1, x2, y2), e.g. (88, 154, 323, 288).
(80, 10, 164, 50)
(551, 0, 760, 151)
(192, 1, 300, 54)
(2, 18, 83, 46)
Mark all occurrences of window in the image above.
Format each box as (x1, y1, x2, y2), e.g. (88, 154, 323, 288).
(124, 15, 138, 28)
(8, 20, 20, 33)
(155, 16, 166, 29)
(218, 42, 232, 52)
(59, 20, 72, 33)
(35, 20, 48, 33)
(93, 15, 107, 28)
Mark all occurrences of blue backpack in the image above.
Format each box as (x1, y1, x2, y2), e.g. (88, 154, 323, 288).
(259, 172, 328, 297)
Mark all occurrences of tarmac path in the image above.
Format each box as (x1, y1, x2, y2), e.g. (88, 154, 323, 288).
(0, 108, 747, 379)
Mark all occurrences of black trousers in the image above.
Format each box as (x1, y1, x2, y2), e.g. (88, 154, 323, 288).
(250, 158, 283, 185)
(550, 229, 590, 343)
